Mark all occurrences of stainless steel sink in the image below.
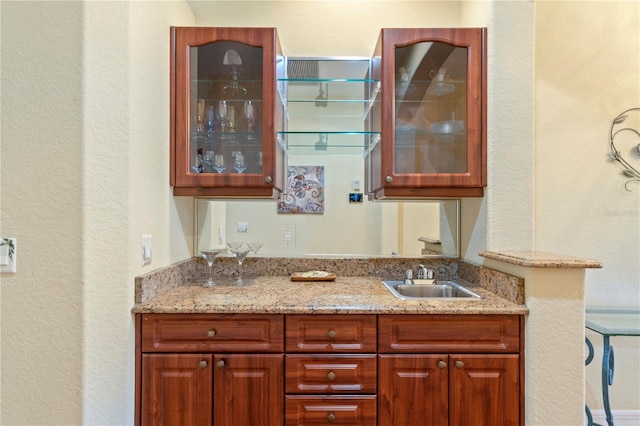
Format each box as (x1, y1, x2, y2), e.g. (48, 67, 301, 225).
(382, 280, 483, 300)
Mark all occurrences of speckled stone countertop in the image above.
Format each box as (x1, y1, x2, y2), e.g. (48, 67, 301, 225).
(132, 274, 527, 315)
(480, 250, 602, 268)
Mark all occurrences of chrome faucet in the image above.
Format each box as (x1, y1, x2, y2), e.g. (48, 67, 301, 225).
(417, 265, 434, 280)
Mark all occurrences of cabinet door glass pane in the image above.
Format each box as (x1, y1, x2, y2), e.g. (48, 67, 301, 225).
(190, 41, 264, 174)
(395, 42, 468, 174)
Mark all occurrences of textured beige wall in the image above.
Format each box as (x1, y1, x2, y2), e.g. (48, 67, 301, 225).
(535, 0, 640, 414)
(1, 2, 85, 423)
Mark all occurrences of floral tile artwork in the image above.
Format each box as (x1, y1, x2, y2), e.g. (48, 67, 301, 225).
(277, 166, 325, 214)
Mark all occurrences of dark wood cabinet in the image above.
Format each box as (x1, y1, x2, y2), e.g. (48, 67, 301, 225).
(137, 314, 284, 426)
(378, 315, 523, 426)
(170, 27, 286, 198)
(136, 313, 522, 425)
(366, 28, 487, 199)
(142, 354, 213, 425)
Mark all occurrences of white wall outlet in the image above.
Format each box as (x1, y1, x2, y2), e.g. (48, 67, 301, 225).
(141, 235, 152, 266)
(352, 179, 361, 192)
(280, 224, 296, 247)
(237, 222, 248, 233)
(0, 238, 17, 274)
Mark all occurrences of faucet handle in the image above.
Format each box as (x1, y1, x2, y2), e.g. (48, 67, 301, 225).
(404, 269, 413, 284)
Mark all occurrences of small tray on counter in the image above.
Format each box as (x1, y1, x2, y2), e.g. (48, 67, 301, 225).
(290, 271, 337, 282)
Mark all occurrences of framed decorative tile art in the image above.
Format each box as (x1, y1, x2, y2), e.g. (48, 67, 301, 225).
(277, 166, 325, 214)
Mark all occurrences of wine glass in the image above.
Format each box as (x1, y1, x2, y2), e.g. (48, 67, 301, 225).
(233, 152, 247, 173)
(227, 242, 250, 284)
(217, 100, 228, 138)
(200, 248, 224, 287)
(243, 100, 257, 140)
(247, 242, 263, 254)
(213, 154, 226, 173)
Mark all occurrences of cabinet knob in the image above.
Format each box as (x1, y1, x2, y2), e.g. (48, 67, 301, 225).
(326, 413, 336, 423)
(198, 360, 208, 369)
(326, 371, 336, 381)
(216, 359, 225, 369)
(438, 360, 447, 369)
(327, 329, 336, 339)
(455, 360, 465, 369)
(385, 175, 393, 183)
(207, 330, 216, 338)
(265, 176, 272, 183)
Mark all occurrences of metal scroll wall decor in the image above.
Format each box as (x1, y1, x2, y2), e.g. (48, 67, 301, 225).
(609, 107, 640, 191)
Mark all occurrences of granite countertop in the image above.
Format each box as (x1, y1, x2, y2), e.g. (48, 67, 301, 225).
(132, 275, 527, 315)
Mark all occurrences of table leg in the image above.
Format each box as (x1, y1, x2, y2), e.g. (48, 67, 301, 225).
(601, 335, 615, 426)
(585, 336, 600, 426)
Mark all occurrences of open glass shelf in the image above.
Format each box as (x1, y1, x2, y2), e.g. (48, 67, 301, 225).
(278, 131, 380, 156)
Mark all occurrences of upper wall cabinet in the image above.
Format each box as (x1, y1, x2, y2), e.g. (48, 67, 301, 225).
(366, 28, 487, 199)
(170, 27, 286, 198)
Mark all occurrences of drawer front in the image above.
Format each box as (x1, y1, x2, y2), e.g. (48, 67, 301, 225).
(286, 315, 376, 353)
(378, 314, 521, 353)
(285, 395, 376, 426)
(141, 313, 284, 352)
(286, 354, 377, 394)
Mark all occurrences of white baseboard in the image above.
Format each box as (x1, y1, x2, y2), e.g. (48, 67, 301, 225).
(588, 410, 640, 426)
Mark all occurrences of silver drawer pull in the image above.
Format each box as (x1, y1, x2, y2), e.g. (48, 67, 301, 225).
(326, 371, 336, 381)
(216, 359, 225, 369)
(455, 360, 464, 369)
(207, 330, 216, 338)
(327, 329, 336, 339)
(326, 413, 336, 423)
(438, 360, 447, 369)
(198, 360, 207, 369)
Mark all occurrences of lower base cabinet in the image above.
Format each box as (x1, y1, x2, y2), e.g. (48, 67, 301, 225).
(136, 313, 523, 425)
(141, 353, 283, 426)
(378, 354, 520, 426)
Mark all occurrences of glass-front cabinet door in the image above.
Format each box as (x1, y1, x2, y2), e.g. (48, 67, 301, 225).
(366, 28, 486, 199)
(170, 27, 286, 198)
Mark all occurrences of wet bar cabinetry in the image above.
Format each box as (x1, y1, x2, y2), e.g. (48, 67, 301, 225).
(170, 27, 286, 198)
(366, 28, 487, 199)
(135, 313, 523, 425)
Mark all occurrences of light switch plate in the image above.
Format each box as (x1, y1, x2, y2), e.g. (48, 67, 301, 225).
(0, 238, 17, 274)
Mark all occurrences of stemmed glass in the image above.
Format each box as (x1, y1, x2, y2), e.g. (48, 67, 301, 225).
(227, 242, 251, 284)
(247, 242, 263, 255)
(243, 101, 257, 140)
(217, 100, 228, 138)
(200, 248, 224, 287)
(213, 154, 226, 173)
(233, 152, 247, 173)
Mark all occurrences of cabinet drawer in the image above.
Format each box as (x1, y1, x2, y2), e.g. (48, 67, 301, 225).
(286, 315, 376, 353)
(141, 313, 284, 352)
(285, 395, 376, 426)
(286, 354, 377, 394)
(378, 314, 521, 353)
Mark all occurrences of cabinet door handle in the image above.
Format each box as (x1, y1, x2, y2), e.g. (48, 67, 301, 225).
(326, 371, 336, 381)
(385, 175, 393, 183)
(265, 176, 272, 183)
(437, 360, 447, 369)
(455, 360, 464, 369)
(198, 360, 208, 369)
(207, 330, 216, 338)
(327, 329, 336, 339)
(326, 413, 336, 423)
(216, 359, 225, 369)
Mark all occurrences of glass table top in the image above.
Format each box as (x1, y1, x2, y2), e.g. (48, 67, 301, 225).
(585, 307, 640, 336)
